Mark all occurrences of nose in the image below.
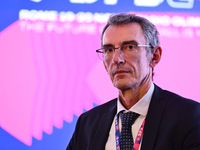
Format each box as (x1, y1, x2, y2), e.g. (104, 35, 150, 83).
(112, 49, 125, 65)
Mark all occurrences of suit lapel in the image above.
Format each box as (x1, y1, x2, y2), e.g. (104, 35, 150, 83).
(141, 85, 167, 150)
(89, 99, 117, 150)
(89, 85, 167, 150)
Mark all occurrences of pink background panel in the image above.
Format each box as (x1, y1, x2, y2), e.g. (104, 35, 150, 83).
(0, 21, 37, 145)
(0, 12, 200, 146)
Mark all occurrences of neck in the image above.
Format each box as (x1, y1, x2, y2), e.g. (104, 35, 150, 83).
(119, 81, 152, 110)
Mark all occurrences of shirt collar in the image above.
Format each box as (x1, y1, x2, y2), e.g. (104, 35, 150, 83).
(117, 83, 154, 116)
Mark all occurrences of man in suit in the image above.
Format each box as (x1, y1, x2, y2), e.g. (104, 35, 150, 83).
(66, 13, 200, 150)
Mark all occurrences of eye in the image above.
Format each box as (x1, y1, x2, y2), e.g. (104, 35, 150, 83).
(126, 44, 137, 50)
(104, 47, 114, 53)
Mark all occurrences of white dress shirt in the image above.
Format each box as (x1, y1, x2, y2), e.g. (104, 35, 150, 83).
(105, 83, 155, 150)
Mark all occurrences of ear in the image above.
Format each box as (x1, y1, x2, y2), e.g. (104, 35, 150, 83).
(149, 46, 162, 68)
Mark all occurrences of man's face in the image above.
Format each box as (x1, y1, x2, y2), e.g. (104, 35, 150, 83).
(103, 23, 153, 91)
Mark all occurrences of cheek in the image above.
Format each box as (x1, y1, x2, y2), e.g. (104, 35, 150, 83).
(104, 60, 113, 76)
(126, 58, 138, 72)
(137, 57, 151, 74)
(108, 65, 114, 80)
(126, 56, 149, 75)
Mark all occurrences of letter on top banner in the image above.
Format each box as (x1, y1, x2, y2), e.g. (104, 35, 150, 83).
(31, 0, 196, 9)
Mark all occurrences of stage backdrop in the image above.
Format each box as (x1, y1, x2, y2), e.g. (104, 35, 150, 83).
(0, 0, 200, 149)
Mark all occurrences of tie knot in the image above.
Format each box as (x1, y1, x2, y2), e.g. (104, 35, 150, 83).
(119, 112, 139, 126)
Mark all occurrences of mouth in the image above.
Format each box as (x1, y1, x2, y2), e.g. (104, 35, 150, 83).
(113, 70, 130, 76)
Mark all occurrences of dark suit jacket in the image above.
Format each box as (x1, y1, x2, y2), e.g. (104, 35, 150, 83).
(67, 85, 200, 150)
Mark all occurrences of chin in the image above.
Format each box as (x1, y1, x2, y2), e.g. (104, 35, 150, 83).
(113, 80, 132, 91)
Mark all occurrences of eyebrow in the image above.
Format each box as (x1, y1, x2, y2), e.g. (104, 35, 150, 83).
(103, 40, 139, 48)
(122, 40, 138, 45)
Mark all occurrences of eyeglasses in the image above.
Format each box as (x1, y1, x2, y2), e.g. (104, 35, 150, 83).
(96, 43, 151, 60)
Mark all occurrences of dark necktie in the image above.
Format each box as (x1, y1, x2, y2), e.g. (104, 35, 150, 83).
(119, 112, 140, 150)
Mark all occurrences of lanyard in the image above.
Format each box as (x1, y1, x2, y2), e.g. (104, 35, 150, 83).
(115, 113, 145, 150)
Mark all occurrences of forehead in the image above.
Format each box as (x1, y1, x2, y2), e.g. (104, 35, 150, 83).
(102, 23, 146, 46)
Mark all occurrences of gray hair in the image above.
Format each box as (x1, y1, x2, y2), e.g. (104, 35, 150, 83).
(101, 13, 160, 53)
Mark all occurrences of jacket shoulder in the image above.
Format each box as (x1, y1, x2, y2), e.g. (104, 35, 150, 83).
(154, 84, 200, 107)
(81, 98, 117, 118)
